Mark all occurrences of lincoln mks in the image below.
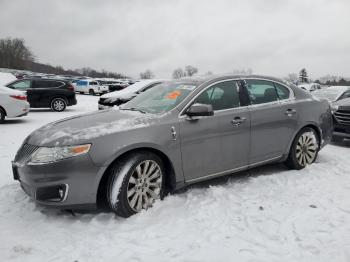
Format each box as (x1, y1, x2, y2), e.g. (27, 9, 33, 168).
(12, 75, 332, 217)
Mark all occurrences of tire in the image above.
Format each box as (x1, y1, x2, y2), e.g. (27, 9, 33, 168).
(0, 108, 5, 123)
(89, 89, 95, 96)
(79, 92, 84, 94)
(285, 127, 319, 170)
(331, 135, 343, 143)
(51, 98, 67, 112)
(107, 151, 165, 217)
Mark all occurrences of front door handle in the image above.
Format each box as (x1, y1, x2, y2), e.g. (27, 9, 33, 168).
(285, 109, 297, 116)
(231, 117, 246, 126)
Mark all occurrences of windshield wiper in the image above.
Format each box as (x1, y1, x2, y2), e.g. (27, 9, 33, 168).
(120, 107, 147, 114)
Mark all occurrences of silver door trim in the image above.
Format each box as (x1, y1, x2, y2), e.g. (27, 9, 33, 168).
(186, 155, 282, 183)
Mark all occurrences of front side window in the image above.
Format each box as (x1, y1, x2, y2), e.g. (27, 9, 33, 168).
(10, 80, 31, 91)
(246, 80, 278, 105)
(194, 80, 240, 110)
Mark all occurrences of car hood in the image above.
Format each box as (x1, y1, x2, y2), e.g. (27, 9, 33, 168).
(101, 89, 135, 99)
(332, 98, 350, 108)
(102, 92, 136, 101)
(25, 109, 159, 147)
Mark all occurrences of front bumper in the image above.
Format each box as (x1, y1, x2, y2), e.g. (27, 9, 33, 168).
(12, 153, 104, 209)
(333, 122, 350, 138)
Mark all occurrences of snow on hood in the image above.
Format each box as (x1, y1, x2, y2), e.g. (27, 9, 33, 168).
(0, 72, 16, 85)
(333, 97, 350, 106)
(27, 109, 158, 146)
(101, 80, 163, 99)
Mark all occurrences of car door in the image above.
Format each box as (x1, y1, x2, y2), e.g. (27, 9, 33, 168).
(244, 79, 298, 164)
(179, 79, 251, 182)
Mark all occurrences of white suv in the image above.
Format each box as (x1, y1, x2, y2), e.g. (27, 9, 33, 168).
(75, 79, 109, 95)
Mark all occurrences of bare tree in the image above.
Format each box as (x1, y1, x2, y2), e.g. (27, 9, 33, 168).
(285, 73, 298, 84)
(140, 70, 154, 79)
(185, 65, 198, 77)
(172, 68, 186, 79)
(232, 68, 253, 75)
(0, 38, 35, 69)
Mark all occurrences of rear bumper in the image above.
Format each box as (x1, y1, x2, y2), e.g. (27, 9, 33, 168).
(67, 97, 77, 106)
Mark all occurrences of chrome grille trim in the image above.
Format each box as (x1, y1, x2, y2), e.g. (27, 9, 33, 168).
(334, 110, 350, 126)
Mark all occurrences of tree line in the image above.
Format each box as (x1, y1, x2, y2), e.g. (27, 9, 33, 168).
(0, 38, 127, 79)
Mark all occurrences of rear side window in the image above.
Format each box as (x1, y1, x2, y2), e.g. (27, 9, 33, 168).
(34, 80, 64, 88)
(77, 81, 87, 86)
(50, 81, 64, 88)
(246, 80, 278, 105)
(274, 83, 290, 100)
(10, 80, 31, 90)
(194, 80, 240, 111)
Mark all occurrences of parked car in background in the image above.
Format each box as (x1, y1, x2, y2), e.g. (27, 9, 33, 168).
(312, 86, 350, 102)
(98, 79, 165, 109)
(331, 97, 350, 142)
(298, 83, 322, 92)
(13, 75, 332, 217)
(75, 79, 109, 95)
(0, 86, 29, 123)
(98, 80, 129, 92)
(6, 78, 77, 112)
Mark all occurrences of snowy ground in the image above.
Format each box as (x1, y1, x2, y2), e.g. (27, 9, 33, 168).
(0, 94, 350, 262)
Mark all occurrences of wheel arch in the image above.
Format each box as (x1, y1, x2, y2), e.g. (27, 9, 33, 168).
(0, 105, 7, 116)
(285, 122, 322, 159)
(96, 146, 177, 208)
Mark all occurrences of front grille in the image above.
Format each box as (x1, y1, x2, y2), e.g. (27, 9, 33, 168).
(334, 110, 350, 125)
(14, 144, 39, 165)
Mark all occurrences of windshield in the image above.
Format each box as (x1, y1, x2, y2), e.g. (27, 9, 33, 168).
(313, 89, 342, 101)
(121, 82, 197, 114)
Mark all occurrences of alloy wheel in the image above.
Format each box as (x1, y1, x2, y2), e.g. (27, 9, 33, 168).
(52, 99, 66, 112)
(126, 160, 162, 212)
(295, 131, 318, 166)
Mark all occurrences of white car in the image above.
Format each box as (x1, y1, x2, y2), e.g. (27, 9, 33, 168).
(98, 79, 166, 110)
(74, 79, 109, 95)
(0, 86, 30, 123)
(298, 83, 322, 92)
(312, 86, 350, 102)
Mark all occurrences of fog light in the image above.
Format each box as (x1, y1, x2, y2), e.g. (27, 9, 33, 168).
(36, 184, 68, 202)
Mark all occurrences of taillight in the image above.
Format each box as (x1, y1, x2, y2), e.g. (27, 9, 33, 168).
(10, 95, 27, 101)
(67, 84, 75, 91)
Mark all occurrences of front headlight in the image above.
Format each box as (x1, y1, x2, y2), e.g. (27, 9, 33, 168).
(29, 144, 91, 164)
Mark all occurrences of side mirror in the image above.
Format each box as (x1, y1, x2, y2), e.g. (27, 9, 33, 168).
(186, 103, 214, 117)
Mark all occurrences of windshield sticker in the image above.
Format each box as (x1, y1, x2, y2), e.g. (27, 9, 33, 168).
(166, 90, 182, 99)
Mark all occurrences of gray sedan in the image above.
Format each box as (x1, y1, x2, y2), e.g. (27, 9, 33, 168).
(12, 75, 333, 217)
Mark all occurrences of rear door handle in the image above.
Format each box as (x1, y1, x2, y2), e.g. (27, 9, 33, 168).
(231, 117, 246, 126)
(285, 109, 297, 116)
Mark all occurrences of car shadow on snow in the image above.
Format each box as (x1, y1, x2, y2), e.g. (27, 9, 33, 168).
(2, 119, 27, 124)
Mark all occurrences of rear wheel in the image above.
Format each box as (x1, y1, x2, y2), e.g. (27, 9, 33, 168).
(89, 89, 95, 96)
(51, 98, 67, 112)
(107, 151, 164, 217)
(285, 127, 319, 170)
(0, 108, 5, 123)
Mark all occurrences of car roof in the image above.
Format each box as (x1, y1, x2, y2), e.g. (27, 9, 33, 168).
(169, 74, 289, 86)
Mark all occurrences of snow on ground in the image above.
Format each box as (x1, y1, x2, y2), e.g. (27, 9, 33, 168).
(1, 94, 350, 262)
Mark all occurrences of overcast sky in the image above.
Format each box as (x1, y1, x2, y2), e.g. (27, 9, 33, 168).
(0, 0, 349, 78)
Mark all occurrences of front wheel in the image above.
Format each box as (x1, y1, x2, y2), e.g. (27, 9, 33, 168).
(107, 152, 164, 217)
(285, 127, 319, 170)
(89, 89, 95, 96)
(51, 98, 67, 112)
